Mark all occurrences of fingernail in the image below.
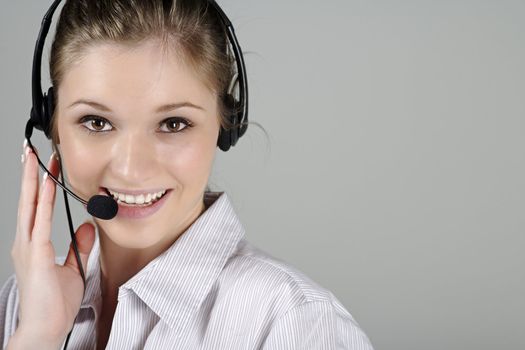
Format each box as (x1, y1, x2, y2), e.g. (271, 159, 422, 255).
(40, 172, 49, 196)
(49, 152, 56, 162)
(23, 139, 27, 150)
(20, 153, 25, 164)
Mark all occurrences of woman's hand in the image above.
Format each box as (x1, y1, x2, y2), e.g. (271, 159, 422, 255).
(9, 141, 96, 348)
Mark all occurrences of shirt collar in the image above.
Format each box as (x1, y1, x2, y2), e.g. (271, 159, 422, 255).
(79, 191, 245, 335)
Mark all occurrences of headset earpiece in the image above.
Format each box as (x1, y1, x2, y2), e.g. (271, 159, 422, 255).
(42, 86, 55, 139)
(217, 93, 241, 152)
(29, 85, 54, 140)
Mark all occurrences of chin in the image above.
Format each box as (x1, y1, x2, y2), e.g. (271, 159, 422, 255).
(95, 220, 166, 250)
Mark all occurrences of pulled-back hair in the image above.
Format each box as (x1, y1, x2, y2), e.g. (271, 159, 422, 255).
(49, 0, 236, 144)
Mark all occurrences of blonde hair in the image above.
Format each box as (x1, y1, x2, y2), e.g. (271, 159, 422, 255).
(49, 0, 236, 144)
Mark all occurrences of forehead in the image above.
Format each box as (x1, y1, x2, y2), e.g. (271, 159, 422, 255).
(58, 40, 216, 112)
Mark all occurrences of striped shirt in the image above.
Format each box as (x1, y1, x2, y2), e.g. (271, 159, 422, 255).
(1, 192, 374, 349)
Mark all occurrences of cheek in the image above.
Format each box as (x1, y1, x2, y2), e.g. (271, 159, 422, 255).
(59, 134, 108, 194)
(166, 132, 217, 186)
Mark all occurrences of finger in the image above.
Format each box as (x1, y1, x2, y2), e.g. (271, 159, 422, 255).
(31, 154, 59, 244)
(63, 222, 96, 275)
(16, 142, 40, 242)
(46, 152, 61, 187)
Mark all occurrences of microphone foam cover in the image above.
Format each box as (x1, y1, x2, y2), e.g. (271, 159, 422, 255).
(87, 195, 118, 220)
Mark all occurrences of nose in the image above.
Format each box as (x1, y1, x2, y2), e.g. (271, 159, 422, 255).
(110, 132, 159, 185)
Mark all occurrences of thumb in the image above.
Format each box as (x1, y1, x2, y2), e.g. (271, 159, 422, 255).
(63, 221, 96, 276)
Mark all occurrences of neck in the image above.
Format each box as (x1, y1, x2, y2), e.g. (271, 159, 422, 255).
(98, 234, 150, 297)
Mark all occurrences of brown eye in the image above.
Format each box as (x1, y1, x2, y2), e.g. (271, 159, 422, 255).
(91, 119, 106, 131)
(159, 117, 192, 133)
(80, 116, 113, 133)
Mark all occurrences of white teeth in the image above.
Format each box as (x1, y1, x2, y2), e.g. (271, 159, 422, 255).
(107, 189, 167, 205)
(125, 194, 135, 204)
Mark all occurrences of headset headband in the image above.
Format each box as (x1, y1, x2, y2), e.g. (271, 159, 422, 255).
(28, 0, 248, 151)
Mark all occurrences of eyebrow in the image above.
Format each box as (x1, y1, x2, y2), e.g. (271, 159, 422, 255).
(67, 99, 205, 113)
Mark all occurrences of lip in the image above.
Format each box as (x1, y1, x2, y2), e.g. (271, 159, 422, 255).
(98, 187, 172, 220)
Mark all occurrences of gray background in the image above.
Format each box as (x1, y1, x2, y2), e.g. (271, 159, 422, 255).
(1, 1, 524, 349)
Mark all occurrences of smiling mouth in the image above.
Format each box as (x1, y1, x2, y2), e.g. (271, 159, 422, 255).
(103, 187, 170, 207)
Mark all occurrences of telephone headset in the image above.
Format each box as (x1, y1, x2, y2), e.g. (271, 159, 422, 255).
(24, 0, 248, 348)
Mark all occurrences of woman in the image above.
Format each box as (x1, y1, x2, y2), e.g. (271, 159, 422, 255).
(1, 0, 374, 349)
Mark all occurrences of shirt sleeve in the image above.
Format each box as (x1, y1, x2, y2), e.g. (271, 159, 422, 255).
(0, 274, 18, 350)
(262, 300, 374, 350)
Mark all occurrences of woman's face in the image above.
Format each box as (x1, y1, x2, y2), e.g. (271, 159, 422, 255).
(55, 39, 221, 249)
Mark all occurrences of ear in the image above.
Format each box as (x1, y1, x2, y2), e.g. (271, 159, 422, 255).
(51, 124, 60, 145)
(51, 142, 61, 158)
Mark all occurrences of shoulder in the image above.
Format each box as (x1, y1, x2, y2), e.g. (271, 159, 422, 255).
(222, 240, 337, 305)
(0, 274, 18, 302)
(0, 274, 20, 347)
(214, 240, 374, 349)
